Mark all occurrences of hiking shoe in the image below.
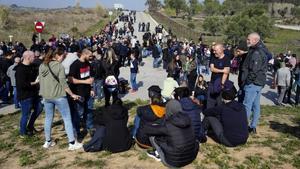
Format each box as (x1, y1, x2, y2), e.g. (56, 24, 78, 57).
(147, 150, 161, 161)
(43, 141, 56, 149)
(68, 141, 83, 151)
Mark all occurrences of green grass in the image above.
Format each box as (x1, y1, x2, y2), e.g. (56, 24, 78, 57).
(0, 100, 299, 168)
(19, 150, 37, 166)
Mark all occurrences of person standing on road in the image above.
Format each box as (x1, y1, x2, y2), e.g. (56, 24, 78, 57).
(152, 40, 162, 68)
(275, 61, 291, 106)
(241, 32, 268, 134)
(129, 51, 139, 93)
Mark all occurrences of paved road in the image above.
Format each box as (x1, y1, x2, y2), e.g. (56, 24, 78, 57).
(118, 12, 280, 105)
(275, 24, 300, 31)
(0, 12, 284, 116)
(118, 12, 168, 101)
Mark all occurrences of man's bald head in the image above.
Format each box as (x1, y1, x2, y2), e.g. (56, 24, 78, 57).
(22, 51, 35, 64)
(247, 32, 261, 47)
(14, 57, 20, 64)
(214, 43, 225, 58)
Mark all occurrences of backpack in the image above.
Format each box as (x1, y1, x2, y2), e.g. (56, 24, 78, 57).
(105, 75, 118, 92)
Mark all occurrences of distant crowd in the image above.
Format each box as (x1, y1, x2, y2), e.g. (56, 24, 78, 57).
(0, 10, 299, 168)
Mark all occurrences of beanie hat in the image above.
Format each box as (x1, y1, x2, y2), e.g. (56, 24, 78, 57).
(165, 100, 182, 118)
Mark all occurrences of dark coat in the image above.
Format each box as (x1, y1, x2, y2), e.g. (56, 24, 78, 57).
(136, 105, 165, 147)
(203, 100, 249, 146)
(144, 112, 199, 168)
(179, 98, 205, 141)
(241, 41, 268, 87)
(96, 104, 133, 153)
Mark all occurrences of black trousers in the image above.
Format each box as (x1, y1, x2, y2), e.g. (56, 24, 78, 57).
(103, 86, 118, 107)
(203, 116, 233, 147)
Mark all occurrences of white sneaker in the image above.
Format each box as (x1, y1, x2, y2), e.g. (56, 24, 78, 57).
(43, 141, 56, 149)
(68, 141, 83, 151)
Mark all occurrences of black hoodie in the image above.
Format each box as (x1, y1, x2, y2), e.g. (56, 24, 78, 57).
(95, 104, 132, 153)
(203, 100, 249, 146)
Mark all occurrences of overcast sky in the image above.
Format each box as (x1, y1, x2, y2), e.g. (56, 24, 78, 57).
(0, 0, 224, 11)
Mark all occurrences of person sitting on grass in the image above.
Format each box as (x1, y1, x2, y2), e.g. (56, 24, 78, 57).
(193, 74, 208, 107)
(173, 87, 206, 143)
(132, 85, 165, 149)
(84, 98, 133, 153)
(202, 82, 249, 147)
(161, 73, 179, 101)
(144, 99, 199, 168)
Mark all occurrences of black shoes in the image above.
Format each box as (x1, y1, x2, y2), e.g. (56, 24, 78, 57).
(248, 127, 257, 134)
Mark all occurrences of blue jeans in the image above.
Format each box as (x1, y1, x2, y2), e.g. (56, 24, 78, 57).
(243, 84, 263, 128)
(74, 96, 94, 131)
(19, 97, 43, 135)
(131, 115, 140, 138)
(93, 79, 104, 100)
(153, 57, 160, 68)
(44, 97, 75, 142)
(13, 86, 20, 108)
(130, 73, 138, 90)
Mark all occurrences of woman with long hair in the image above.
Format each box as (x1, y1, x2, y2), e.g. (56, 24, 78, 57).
(102, 48, 120, 107)
(39, 47, 82, 150)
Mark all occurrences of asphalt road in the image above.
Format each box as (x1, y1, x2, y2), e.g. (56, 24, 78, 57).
(118, 12, 280, 105)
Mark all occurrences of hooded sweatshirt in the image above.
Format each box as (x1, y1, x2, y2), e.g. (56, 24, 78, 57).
(203, 100, 249, 146)
(39, 61, 69, 99)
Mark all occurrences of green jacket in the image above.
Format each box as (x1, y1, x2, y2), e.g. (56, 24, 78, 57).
(39, 61, 69, 99)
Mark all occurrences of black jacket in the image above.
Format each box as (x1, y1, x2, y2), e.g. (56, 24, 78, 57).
(241, 41, 268, 87)
(96, 104, 133, 153)
(203, 100, 249, 146)
(144, 112, 199, 168)
(136, 105, 165, 147)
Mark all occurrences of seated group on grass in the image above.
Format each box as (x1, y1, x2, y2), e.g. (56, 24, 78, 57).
(82, 82, 249, 168)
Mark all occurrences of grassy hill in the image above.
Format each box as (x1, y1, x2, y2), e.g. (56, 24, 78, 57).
(0, 6, 110, 46)
(0, 100, 299, 169)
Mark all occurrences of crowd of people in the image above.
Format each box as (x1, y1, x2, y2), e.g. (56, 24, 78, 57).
(0, 10, 300, 168)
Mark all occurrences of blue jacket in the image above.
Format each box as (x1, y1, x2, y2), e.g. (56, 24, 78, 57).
(179, 97, 205, 141)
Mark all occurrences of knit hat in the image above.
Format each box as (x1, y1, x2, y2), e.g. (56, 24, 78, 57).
(165, 100, 183, 118)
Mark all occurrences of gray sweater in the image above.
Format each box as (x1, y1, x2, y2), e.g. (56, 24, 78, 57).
(276, 67, 291, 87)
(6, 63, 18, 86)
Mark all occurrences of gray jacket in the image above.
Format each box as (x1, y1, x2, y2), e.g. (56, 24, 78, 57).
(276, 67, 291, 87)
(6, 63, 18, 86)
(241, 41, 268, 87)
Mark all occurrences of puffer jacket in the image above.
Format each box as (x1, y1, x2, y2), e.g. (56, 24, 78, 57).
(144, 112, 199, 168)
(179, 97, 205, 141)
(136, 104, 165, 147)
